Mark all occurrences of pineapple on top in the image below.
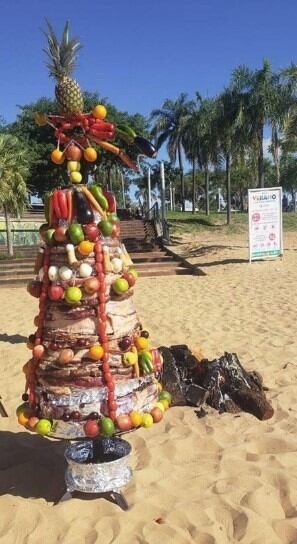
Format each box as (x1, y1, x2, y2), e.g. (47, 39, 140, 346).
(43, 20, 84, 115)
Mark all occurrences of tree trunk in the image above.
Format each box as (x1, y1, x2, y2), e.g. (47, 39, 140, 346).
(205, 167, 209, 216)
(226, 153, 231, 225)
(178, 143, 185, 211)
(239, 188, 244, 212)
(291, 190, 296, 212)
(271, 125, 280, 185)
(192, 161, 196, 214)
(4, 205, 13, 257)
(257, 123, 264, 188)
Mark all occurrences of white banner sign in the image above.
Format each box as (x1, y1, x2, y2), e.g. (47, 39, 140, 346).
(248, 187, 283, 262)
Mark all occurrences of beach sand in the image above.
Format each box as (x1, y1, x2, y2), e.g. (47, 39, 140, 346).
(1, 231, 297, 543)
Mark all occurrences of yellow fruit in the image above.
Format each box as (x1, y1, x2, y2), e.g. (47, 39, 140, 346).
(84, 147, 97, 162)
(156, 382, 162, 392)
(17, 410, 31, 426)
(89, 344, 104, 360)
(142, 413, 154, 428)
(159, 399, 169, 411)
(51, 149, 65, 165)
(70, 171, 82, 183)
(67, 161, 81, 172)
(93, 104, 107, 119)
(135, 336, 149, 351)
(78, 240, 94, 256)
(129, 411, 143, 427)
(155, 401, 165, 413)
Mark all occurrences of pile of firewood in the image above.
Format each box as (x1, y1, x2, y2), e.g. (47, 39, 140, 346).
(159, 346, 274, 420)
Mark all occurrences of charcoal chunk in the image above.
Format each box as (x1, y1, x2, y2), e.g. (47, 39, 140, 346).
(186, 384, 209, 407)
(159, 346, 187, 406)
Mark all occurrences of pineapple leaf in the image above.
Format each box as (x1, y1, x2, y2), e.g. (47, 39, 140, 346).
(42, 19, 82, 80)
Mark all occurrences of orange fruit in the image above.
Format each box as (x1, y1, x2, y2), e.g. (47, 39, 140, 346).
(84, 147, 98, 162)
(32, 344, 45, 359)
(78, 240, 94, 256)
(159, 399, 169, 411)
(93, 104, 107, 119)
(89, 344, 104, 360)
(129, 411, 143, 427)
(51, 149, 65, 165)
(135, 336, 149, 351)
(18, 410, 31, 426)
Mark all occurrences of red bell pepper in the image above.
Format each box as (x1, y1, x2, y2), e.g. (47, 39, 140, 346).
(103, 191, 117, 213)
(53, 189, 68, 220)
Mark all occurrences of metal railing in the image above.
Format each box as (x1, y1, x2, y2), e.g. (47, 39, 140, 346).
(145, 202, 170, 243)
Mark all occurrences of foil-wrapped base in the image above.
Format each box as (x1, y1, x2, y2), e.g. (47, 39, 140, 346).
(47, 377, 159, 439)
(64, 439, 132, 493)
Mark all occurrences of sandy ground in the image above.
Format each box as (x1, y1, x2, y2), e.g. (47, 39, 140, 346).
(1, 231, 297, 543)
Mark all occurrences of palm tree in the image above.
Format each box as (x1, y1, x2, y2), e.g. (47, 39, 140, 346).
(0, 134, 30, 256)
(150, 93, 195, 211)
(231, 60, 281, 188)
(182, 96, 218, 215)
(280, 64, 297, 161)
(215, 88, 246, 224)
(182, 109, 200, 214)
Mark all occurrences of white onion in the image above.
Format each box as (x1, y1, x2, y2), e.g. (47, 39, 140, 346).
(111, 257, 123, 273)
(79, 262, 93, 278)
(59, 266, 73, 281)
(48, 265, 59, 281)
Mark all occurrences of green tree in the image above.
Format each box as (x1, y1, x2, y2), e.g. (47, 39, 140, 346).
(280, 153, 297, 209)
(150, 93, 195, 211)
(231, 60, 282, 188)
(183, 96, 219, 215)
(0, 134, 30, 256)
(215, 88, 247, 224)
(8, 93, 149, 198)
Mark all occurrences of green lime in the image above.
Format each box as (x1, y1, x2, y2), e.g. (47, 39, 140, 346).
(159, 391, 172, 404)
(36, 419, 52, 436)
(100, 417, 115, 437)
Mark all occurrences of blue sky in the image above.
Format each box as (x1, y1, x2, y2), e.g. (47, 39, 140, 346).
(1, 0, 297, 126)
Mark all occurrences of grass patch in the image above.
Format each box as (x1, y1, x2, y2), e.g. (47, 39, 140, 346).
(167, 211, 297, 236)
(167, 211, 248, 235)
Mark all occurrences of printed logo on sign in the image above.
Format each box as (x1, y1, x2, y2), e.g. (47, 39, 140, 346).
(252, 212, 260, 222)
(269, 233, 276, 241)
(252, 193, 277, 201)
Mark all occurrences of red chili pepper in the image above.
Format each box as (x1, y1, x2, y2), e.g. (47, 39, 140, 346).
(53, 190, 62, 219)
(57, 190, 68, 220)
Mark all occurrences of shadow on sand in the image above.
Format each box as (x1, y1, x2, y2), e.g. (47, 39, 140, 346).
(0, 333, 27, 344)
(0, 431, 128, 506)
(0, 431, 67, 502)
